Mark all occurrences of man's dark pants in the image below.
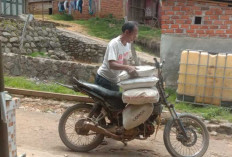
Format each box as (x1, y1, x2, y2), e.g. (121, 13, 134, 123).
(95, 74, 119, 91)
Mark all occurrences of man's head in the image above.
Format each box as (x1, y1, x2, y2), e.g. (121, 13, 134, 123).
(122, 21, 138, 43)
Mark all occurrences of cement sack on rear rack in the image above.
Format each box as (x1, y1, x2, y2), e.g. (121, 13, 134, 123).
(119, 66, 156, 81)
(122, 88, 160, 104)
(118, 76, 159, 91)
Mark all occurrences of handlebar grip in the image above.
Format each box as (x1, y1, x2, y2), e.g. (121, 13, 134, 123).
(154, 58, 158, 63)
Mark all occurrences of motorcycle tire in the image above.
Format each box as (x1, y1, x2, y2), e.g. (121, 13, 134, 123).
(58, 103, 105, 152)
(163, 114, 209, 157)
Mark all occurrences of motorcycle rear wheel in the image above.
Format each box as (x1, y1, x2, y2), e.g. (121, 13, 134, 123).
(163, 114, 209, 157)
(58, 103, 104, 152)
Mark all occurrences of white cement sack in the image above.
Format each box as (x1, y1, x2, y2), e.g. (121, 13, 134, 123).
(119, 66, 156, 81)
(122, 88, 160, 104)
(123, 103, 154, 130)
(118, 76, 159, 91)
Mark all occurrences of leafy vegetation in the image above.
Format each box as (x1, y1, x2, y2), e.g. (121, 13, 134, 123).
(28, 52, 48, 58)
(73, 16, 161, 40)
(166, 88, 232, 122)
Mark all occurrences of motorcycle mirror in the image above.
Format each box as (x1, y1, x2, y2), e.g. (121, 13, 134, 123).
(153, 58, 160, 69)
(159, 60, 165, 68)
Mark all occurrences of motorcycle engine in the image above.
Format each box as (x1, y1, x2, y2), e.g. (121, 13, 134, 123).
(139, 121, 155, 137)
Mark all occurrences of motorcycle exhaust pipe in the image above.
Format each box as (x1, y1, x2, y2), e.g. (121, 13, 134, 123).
(83, 121, 122, 141)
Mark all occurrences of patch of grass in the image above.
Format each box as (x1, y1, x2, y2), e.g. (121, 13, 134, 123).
(46, 15, 161, 54)
(4, 76, 82, 96)
(134, 44, 157, 56)
(73, 17, 161, 41)
(73, 17, 124, 40)
(165, 88, 232, 122)
(28, 52, 48, 58)
(138, 25, 161, 40)
(50, 14, 74, 21)
(72, 17, 161, 54)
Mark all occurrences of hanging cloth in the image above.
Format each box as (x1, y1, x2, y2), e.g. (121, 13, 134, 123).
(58, 2, 62, 12)
(64, 0, 67, 10)
(74, 0, 77, 10)
(59, 1, 65, 12)
(69, 1, 75, 14)
(89, 0, 93, 15)
(70, 1, 75, 10)
(78, 0, 83, 13)
(89, 0, 96, 15)
(92, 0, 97, 14)
(64, 0, 69, 11)
(68, 3, 72, 14)
(67, 2, 69, 9)
(76, 0, 80, 10)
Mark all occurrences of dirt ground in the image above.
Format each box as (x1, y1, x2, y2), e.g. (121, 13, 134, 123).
(15, 97, 232, 157)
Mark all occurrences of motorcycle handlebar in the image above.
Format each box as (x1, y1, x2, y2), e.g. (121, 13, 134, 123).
(154, 58, 160, 69)
(153, 58, 165, 69)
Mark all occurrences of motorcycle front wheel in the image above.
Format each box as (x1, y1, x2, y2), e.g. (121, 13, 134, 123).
(163, 114, 209, 157)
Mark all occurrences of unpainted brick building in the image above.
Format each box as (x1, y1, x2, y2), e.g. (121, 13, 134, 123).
(161, 0, 232, 87)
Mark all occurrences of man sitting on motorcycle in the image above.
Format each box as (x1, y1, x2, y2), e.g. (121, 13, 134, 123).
(95, 21, 138, 91)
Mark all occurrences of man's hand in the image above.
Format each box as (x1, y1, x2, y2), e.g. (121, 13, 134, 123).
(108, 61, 138, 78)
(126, 66, 138, 78)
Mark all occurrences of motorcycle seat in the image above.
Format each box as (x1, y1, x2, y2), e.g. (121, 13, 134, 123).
(77, 81, 122, 99)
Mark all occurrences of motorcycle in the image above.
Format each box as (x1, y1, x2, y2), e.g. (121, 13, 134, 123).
(58, 58, 209, 157)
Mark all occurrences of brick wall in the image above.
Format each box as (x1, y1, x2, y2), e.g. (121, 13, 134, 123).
(53, 0, 124, 20)
(161, 0, 232, 38)
(28, 2, 52, 15)
(100, 0, 124, 19)
(6, 98, 20, 157)
(52, 0, 59, 14)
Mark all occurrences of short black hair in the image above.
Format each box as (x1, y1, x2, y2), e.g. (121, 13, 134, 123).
(122, 21, 138, 33)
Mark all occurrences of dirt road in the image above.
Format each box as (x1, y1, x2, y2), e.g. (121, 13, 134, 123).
(16, 108, 232, 157)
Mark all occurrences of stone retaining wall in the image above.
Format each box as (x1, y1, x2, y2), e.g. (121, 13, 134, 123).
(0, 18, 107, 63)
(0, 18, 64, 56)
(4, 53, 99, 83)
(58, 30, 106, 63)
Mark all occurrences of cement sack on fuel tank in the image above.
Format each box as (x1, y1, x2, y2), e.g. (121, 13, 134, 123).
(122, 88, 160, 104)
(123, 103, 154, 130)
(119, 66, 156, 81)
(118, 76, 159, 91)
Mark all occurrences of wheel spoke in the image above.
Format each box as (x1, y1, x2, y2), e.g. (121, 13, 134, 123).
(172, 141, 180, 149)
(63, 107, 100, 147)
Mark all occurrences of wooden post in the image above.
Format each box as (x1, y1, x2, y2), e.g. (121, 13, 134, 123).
(0, 42, 10, 157)
(42, 0, 44, 21)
